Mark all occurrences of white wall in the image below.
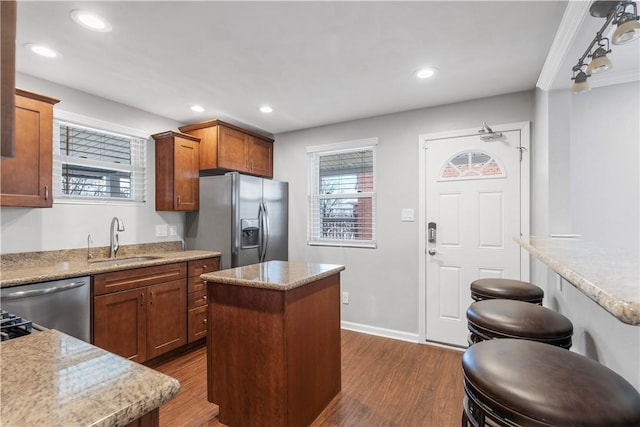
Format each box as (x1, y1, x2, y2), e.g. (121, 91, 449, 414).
(1, 73, 186, 254)
(274, 91, 534, 338)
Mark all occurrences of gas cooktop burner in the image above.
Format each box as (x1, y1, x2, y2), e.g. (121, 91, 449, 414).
(0, 309, 34, 341)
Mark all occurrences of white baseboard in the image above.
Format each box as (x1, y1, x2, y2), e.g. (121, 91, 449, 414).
(340, 321, 420, 343)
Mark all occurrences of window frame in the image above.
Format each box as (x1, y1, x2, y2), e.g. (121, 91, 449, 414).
(307, 137, 378, 249)
(52, 110, 148, 206)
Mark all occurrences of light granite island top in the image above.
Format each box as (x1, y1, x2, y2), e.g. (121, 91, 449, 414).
(200, 260, 346, 290)
(516, 236, 640, 325)
(0, 329, 180, 426)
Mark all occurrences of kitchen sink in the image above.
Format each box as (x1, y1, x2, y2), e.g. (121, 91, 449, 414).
(90, 256, 162, 266)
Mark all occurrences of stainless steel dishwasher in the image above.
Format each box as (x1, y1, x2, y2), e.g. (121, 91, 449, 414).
(0, 276, 90, 342)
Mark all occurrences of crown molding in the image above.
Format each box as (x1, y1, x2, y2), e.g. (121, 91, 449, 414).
(591, 69, 640, 88)
(537, 1, 592, 91)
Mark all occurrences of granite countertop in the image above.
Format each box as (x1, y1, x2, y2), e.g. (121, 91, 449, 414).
(0, 329, 180, 426)
(0, 243, 221, 288)
(516, 236, 640, 326)
(201, 260, 345, 291)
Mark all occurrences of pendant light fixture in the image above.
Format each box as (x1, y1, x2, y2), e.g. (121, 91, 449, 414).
(570, 0, 639, 94)
(612, 10, 640, 44)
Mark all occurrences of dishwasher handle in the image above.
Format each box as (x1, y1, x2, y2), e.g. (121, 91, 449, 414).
(1, 280, 87, 300)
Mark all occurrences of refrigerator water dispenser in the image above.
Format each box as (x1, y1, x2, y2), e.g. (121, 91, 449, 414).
(241, 219, 259, 248)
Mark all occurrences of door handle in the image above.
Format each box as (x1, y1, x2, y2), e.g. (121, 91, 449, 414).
(428, 249, 437, 256)
(1, 281, 86, 299)
(428, 222, 437, 243)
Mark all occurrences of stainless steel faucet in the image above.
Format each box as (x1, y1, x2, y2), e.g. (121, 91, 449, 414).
(87, 234, 94, 260)
(109, 217, 125, 258)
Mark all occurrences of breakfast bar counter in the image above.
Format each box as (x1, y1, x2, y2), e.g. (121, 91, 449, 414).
(0, 329, 180, 426)
(516, 236, 639, 325)
(202, 260, 345, 427)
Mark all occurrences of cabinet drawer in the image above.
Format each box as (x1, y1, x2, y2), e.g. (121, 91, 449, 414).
(188, 289, 208, 308)
(187, 257, 220, 277)
(188, 305, 207, 343)
(94, 262, 187, 296)
(188, 275, 206, 293)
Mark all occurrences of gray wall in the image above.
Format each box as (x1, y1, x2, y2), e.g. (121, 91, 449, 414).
(273, 91, 534, 338)
(571, 81, 639, 254)
(1, 73, 185, 254)
(534, 81, 640, 390)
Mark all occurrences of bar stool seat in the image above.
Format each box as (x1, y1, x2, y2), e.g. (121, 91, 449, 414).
(470, 278, 543, 304)
(462, 339, 640, 426)
(467, 299, 573, 349)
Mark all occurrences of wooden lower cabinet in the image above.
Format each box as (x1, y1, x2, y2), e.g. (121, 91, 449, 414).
(94, 287, 147, 362)
(94, 271, 187, 363)
(187, 257, 220, 343)
(146, 279, 187, 359)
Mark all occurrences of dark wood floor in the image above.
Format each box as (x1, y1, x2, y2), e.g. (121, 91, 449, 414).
(154, 330, 465, 427)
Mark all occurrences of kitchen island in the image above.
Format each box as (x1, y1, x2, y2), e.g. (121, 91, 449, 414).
(202, 260, 345, 427)
(0, 329, 180, 426)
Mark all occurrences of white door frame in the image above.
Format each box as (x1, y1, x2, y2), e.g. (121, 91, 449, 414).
(417, 121, 531, 343)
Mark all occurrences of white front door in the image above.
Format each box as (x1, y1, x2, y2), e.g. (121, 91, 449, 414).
(422, 127, 528, 347)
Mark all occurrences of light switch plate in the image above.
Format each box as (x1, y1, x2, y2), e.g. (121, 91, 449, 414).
(169, 226, 177, 236)
(401, 208, 414, 222)
(156, 224, 168, 237)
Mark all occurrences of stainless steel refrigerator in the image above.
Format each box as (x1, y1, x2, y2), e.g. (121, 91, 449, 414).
(185, 172, 288, 269)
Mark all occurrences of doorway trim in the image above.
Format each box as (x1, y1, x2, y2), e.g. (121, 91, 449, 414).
(417, 121, 531, 343)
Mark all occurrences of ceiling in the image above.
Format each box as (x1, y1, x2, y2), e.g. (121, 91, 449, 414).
(16, 1, 572, 135)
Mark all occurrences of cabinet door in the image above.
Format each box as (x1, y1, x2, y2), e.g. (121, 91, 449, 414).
(173, 135, 200, 211)
(247, 137, 273, 178)
(146, 279, 187, 359)
(1, 92, 55, 207)
(94, 288, 147, 363)
(218, 126, 248, 172)
(188, 305, 208, 343)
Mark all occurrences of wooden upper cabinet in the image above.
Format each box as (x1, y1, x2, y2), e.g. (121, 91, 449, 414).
(179, 119, 274, 178)
(1, 89, 60, 208)
(152, 131, 200, 211)
(1, 0, 16, 157)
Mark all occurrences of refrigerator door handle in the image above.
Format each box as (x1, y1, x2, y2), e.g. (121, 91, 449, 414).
(262, 202, 270, 262)
(258, 203, 264, 261)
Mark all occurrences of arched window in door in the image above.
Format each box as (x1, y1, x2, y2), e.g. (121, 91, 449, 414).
(439, 150, 505, 181)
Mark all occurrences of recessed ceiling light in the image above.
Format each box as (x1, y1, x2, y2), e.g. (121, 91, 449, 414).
(258, 105, 273, 113)
(25, 43, 58, 58)
(70, 10, 112, 32)
(190, 105, 205, 113)
(416, 67, 437, 79)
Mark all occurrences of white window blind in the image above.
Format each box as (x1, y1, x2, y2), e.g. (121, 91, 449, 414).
(308, 139, 377, 248)
(53, 120, 146, 204)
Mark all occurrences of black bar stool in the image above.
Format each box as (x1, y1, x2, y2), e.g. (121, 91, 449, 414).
(462, 339, 640, 427)
(470, 278, 544, 304)
(466, 299, 573, 349)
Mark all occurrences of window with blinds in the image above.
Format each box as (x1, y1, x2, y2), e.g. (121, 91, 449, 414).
(53, 120, 146, 204)
(308, 139, 377, 248)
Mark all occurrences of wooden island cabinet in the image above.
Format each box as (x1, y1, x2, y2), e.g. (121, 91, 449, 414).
(202, 261, 345, 427)
(178, 119, 273, 178)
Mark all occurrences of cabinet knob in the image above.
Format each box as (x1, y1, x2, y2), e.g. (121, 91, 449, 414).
(44, 185, 49, 200)
(203, 264, 207, 270)
(203, 319, 207, 324)
(203, 295, 207, 300)
(177, 195, 181, 206)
